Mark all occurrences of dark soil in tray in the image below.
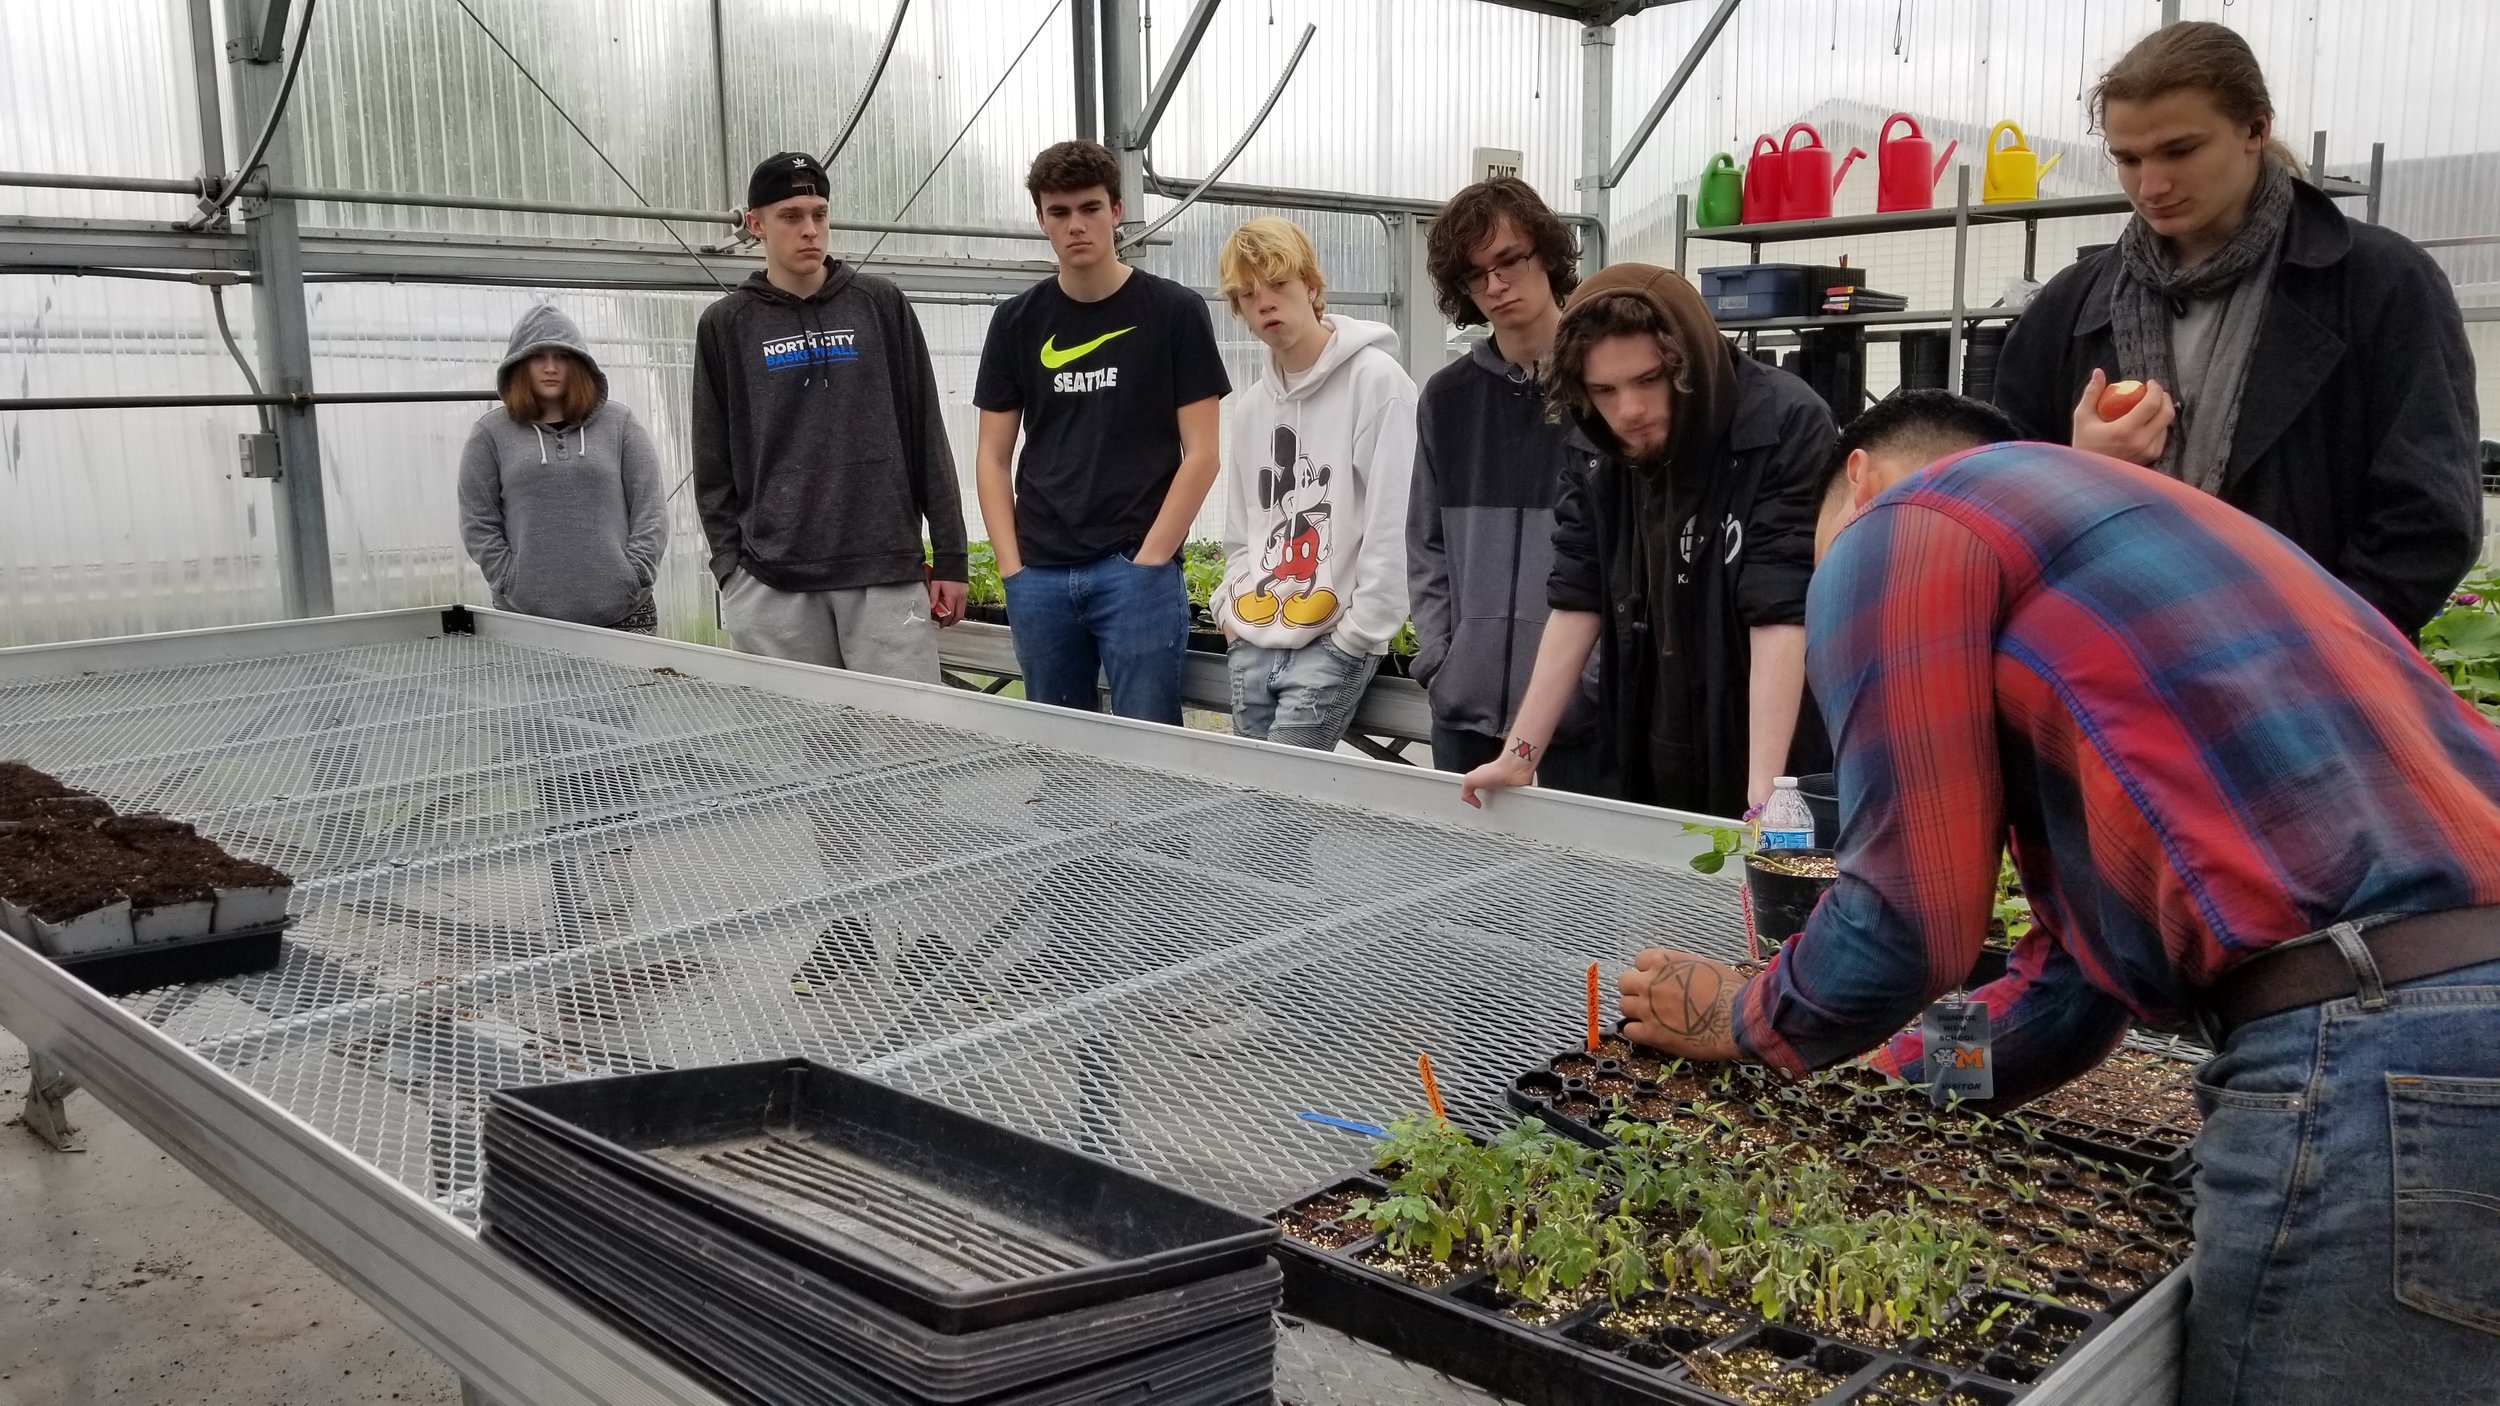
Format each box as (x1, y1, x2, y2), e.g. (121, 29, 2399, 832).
(0, 809, 291, 923)
(0, 761, 91, 820)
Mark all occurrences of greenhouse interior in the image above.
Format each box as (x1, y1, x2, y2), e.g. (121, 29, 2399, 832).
(2, 1, 2496, 1404)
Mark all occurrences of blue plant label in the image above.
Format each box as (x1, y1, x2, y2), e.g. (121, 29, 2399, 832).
(1924, 1000, 1994, 1106)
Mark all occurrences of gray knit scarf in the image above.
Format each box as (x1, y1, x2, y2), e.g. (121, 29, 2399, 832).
(2110, 154, 2296, 493)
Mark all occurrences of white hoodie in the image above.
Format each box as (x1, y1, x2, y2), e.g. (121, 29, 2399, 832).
(1214, 315, 1418, 655)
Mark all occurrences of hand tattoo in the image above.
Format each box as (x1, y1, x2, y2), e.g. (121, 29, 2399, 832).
(1660, 950, 1740, 1040)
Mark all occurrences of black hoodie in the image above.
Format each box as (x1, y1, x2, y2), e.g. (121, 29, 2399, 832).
(691, 266, 967, 590)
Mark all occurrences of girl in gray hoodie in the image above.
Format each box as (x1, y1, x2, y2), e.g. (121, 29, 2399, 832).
(459, 305, 668, 630)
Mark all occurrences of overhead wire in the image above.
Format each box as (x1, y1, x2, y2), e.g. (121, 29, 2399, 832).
(440, 0, 733, 297)
(854, 0, 1069, 271)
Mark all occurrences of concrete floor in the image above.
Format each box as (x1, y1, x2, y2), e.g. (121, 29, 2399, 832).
(0, 1031, 460, 1406)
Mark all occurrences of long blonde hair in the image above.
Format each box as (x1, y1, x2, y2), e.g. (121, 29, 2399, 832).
(2091, 21, 2306, 177)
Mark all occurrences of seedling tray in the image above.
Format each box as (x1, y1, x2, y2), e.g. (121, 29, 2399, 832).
(489, 1058, 1277, 1333)
(1275, 1174, 2095, 1406)
(486, 1223, 1276, 1406)
(1508, 1037, 2198, 1186)
(481, 1112, 1280, 1398)
(48, 917, 289, 997)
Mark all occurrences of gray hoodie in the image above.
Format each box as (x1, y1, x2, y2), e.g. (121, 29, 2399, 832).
(457, 305, 668, 627)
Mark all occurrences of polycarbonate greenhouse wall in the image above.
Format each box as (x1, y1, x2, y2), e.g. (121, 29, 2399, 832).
(4, 0, 2494, 647)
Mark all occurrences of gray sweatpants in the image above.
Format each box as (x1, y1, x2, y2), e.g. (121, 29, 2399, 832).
(718, 570, 941, 684)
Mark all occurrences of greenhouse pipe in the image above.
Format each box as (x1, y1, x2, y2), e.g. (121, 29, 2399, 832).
(1601, 0, 1740, 189)
(0, 168, 1053, 240)
(1129, 0, 1224, 153)
(1119, 21, 1315, 253)
(1139, 166, 1609, 269)
(822, 0, 912, 168)
(0, 390, 494, 413)
(190, 0, 321, 227)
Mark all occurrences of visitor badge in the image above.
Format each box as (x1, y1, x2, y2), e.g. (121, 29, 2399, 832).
(1923, 1000, 1993, 1106)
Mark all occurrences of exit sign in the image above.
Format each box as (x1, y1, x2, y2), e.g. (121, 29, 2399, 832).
(1473, 147, 1523, 183)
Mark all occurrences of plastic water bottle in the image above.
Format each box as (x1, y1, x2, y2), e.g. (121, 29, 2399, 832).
(1758, 776, 1816, 851)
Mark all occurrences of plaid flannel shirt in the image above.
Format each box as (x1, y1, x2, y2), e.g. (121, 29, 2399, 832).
(1731, 444, 2500, 1103)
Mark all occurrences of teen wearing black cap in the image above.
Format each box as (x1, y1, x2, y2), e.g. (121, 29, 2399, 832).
(689, 151, 969, 679)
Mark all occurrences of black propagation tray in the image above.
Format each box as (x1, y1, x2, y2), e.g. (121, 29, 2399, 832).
(53, 917, 290, 997)
(486, 1224, 1276, 1406)
(1506, 1036, 2198, 1186)
(487, 1058, 1279, 1334)
(1273, 1171, 2118, 1406)
(480, 1109, 1281, 1399)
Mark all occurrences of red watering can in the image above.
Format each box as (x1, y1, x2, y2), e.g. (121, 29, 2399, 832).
(1875, 112, 1958, 213)
(1741, 133, 1783, 225)
(1778, 123, 1865, 221)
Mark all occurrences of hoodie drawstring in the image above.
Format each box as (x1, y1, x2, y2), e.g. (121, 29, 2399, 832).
(533, 423, 549, 465)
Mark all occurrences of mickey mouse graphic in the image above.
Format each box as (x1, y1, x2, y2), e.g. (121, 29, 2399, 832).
(1232, 424, 1339, 629)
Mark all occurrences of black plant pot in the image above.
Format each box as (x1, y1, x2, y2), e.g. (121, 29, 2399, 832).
(960, 603, 1010, 626)
(1743, 848, 1837, 946)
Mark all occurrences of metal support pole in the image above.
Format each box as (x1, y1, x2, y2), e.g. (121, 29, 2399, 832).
(1948, 164, 1970, 393)
(21, 1049, 80, 1152)
(2309, 129, 2329, 187)
(1388, 212, 1440, 383)
(1132, 0, 1223, 153)
(709, 0, 734, 207)
(1578, 23, 1614, 271)
(1601, 0, 1740, 190)
(228, 0, 334, 618)
(1673, 193, 1689, 275)
(2160, 0, 2180, 23)
(186, 0, 230, 198)
(1072, 0, 1100, 143)
(1105, 0, 1149, 237)
(2366, 141, 2384, 225)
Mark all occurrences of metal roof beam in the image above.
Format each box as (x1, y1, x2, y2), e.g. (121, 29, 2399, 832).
(1130, 0, 1223, 153)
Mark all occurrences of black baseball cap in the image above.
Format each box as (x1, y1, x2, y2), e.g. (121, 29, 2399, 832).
(747, 152, 829, 210)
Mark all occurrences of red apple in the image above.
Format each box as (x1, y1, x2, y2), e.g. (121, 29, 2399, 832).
(2098, 379, 2149, 420)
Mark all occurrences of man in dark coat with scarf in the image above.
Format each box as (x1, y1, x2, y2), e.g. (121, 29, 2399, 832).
(1459, 263, 1835, 819)
(1992, 22, 2480, 639)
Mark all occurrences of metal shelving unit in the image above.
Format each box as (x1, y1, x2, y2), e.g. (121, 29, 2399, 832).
(1670, 141, 2380, 392)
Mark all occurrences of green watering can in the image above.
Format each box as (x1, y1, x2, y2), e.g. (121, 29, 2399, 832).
(1697, 152, 1743, 228)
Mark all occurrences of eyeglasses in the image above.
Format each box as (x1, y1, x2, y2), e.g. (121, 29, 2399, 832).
(1463, 248, 1539, 295)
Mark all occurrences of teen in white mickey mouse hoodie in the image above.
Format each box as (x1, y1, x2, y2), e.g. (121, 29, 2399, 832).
(1214, 218, 1418, 750)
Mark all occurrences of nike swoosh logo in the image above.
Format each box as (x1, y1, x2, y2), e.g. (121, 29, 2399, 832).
(1039, 327, 1134, 369)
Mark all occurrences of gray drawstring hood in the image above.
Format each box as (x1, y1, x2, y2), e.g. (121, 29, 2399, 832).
(457, 304, 668, 628)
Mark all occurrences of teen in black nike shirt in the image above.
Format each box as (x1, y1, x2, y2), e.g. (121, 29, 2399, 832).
(973, 141, 1231, 723)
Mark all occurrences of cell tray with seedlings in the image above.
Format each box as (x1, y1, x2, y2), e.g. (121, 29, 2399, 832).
(1269, 1088, 2194, 1406)
(0, 760, 292, 991)
(1509, 1033, 2200, 1185)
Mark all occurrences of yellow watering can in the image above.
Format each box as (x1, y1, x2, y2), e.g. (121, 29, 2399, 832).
(1982, 121, 2063, 204)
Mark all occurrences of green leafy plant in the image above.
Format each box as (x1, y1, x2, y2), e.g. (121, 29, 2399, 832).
(2422, 566, 2500, 724)
(963, 541, 1005, 607)
(1683, 822, 1747, 875)
(1180, 539, 1228, 612)
(1991, 852, 2033, 949)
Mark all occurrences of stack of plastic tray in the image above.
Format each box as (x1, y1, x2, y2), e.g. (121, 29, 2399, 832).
(482, 1058, 1281, 1406)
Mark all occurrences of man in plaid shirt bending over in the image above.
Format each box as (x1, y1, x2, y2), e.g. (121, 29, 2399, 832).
(1615, 390, 2500, 1406)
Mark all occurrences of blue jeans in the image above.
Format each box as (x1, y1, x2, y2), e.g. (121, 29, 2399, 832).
(2185, 933, 2500, 1405)
(1001, 552, 1187, 724)
(1227, 639, 1379, 750)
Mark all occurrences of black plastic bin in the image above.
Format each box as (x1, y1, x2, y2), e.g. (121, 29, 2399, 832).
(489, 1058, 1277, 1334)
(1794, 772, 1839, 849)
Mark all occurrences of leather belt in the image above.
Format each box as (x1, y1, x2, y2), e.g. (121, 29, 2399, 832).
(2202, 905, 2500, 1042)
